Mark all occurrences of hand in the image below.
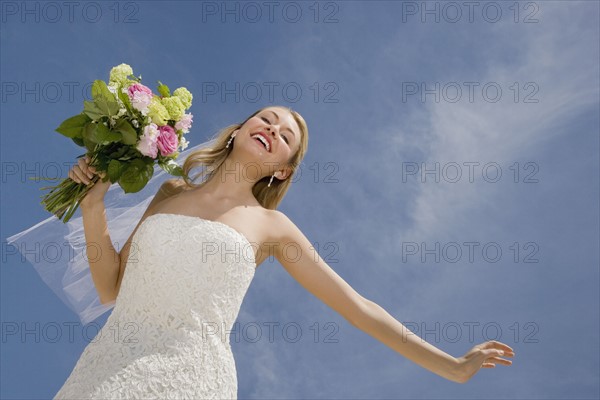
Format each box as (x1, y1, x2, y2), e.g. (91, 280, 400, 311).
(454, 340, 515, 383)
(68, 155, 111, 208)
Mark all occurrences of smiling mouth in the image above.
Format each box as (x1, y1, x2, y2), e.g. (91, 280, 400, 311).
(251, 133, 271, 152)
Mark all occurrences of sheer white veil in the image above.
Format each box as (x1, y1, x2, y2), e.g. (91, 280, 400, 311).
(5, 138, 215, 325)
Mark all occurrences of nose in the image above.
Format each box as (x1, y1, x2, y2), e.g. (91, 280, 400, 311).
(265, 125, 280, 140)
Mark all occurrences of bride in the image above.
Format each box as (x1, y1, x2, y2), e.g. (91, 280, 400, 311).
(55, 105, 515, 398)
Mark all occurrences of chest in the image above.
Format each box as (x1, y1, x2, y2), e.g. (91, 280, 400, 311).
(149, 190, 273, 267)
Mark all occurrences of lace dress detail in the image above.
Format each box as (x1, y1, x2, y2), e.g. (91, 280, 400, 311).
(53, 213, 256, 399)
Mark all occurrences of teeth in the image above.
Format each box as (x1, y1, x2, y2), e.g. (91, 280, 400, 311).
(252, 134, 270, 152)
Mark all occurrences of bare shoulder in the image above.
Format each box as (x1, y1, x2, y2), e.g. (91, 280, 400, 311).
(267, 209, 301, 243)
(142, 179, 189, 213)
(159, 178, 189, 196)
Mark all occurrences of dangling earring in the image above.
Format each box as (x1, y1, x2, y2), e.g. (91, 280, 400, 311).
(226, 132, 237, 148)
(268, 174, 275, 187)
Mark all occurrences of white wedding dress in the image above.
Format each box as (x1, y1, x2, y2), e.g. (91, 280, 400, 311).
(53, 213, 256, 399)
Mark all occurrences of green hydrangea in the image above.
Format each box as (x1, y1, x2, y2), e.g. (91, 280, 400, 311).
(147, 96, 170, 125)
(173, 87, 193, 109)
(161, 96, 185, 121)
(109, 64, 134, 84)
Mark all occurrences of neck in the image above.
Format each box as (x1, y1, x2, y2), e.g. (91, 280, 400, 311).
(193, 156, 259, 204)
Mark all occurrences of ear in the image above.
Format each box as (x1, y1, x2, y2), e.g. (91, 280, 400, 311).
(275, 165, 294, 181)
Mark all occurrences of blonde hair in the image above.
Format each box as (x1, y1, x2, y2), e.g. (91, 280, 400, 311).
(176, 106, 309, 210)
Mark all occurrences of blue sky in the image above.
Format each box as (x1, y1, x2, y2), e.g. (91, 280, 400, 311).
(1, 1, 599, 399)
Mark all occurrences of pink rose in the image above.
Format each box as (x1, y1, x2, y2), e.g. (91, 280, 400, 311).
(127, 83, 153, 114)
(175, 113, 193, 133)
(157, 125, 178, 156)
(136, 123, 159, 158)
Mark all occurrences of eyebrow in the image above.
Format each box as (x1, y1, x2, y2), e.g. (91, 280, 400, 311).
(265, 110, 298, 141)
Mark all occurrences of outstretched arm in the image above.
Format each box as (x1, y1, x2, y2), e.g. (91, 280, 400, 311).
(271, 211, 514, 383)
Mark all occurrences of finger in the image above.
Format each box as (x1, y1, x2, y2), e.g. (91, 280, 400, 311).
(481, 363, 496, 368)
(77, 158, 89, 172)
(482, 347, 514, 358)
(78, 169, 91, 184)
(488, 340, 515, 353)
(74, 166, 91, 184)
(73, 171, 89, 185)
(77, 158, 94, 179)
(479, 340, 515, 355)
(490, 358, 513, 366)
(88, 166, 99, 179)
(69, 168, 83, 184)
(68, 170, 80, 183)
(483, 349, 505, 357)
(485, 354, 513, 364)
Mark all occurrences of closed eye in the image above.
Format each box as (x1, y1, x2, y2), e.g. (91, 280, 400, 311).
(261, 117, 289, 144)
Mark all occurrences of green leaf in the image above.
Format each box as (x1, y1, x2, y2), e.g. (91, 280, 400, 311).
(123, 147, 141, 159)
(71, 137, 85, 147)
(91, 80, 109, 99)
(83, 137, 97, 152)
(96, 123, 122, 144)
(83, 100, 105, 120)
(108, 146, 129, 159)
(118, 89, 132, 112)
(91, 80, 120, 117)
(55, 113, 91, 138)
(158, 159, 184, 177)
(119, 159, 154, 193)
(114, 119, 138, 145)
(97, 95, 120, 117)
(157, 81, 170, 97)
(107, 159, 124, 181)
(83, 123, 99, 144)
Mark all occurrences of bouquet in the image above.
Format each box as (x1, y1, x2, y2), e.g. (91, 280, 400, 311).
(38, 63, 194, 222)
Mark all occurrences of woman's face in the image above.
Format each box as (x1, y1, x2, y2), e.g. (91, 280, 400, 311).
(234, 107, 301, 179)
